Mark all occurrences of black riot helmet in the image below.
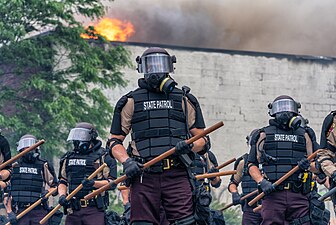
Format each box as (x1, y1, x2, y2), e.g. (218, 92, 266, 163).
(136, 47, 177, 94)
(268, 95, 301, 130)
(17, 134, 40, 162)
(67, 122, 98, 154)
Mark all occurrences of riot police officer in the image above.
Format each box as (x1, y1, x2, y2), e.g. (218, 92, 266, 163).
(248, 95, 317, 225)
(108, 47, 208, 225)
(58, 122, 117, 225)
(5, 134, 58, 225)
(228, 130, 261, 225)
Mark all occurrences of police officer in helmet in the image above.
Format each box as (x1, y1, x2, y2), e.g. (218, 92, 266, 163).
(248, 95, 319, 225)
(228, 129, 262, 225)
(108, 47, 208, 225)
(58, 122, 117, 225)
(5, 134, 58, 225)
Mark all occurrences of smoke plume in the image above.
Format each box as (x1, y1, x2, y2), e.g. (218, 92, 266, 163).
(97, 0, 336, 57)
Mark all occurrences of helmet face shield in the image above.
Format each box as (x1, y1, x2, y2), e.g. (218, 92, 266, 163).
(17, 137, 37, 151)
(67, 128, 92, 142)
(269, 99, 299, 116)
(140, 54, 173, 74)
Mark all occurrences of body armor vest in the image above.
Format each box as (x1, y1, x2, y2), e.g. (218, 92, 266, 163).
(240, 154, 258, 197)
(65, 149, 102, 198)
(11, 160, 44, 204)
(130, 88, 187, 160)
(262, 125, 307, 183)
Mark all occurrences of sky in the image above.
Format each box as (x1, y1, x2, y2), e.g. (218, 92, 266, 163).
(83, 0, 336, 57)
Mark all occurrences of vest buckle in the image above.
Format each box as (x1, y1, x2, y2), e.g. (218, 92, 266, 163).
(163, 159, 174, 170)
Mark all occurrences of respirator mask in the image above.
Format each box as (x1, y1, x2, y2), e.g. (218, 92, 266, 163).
(268, 96, 301, 130)
(137, 50, 177, 94)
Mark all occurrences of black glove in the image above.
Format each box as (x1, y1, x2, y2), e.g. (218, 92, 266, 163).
(109, 182, 117, 190)
(174, 141, 193, 156)
(231, 192, 242, 205)
(81, 178, 95, 189)
(122, 158, 143, 179)
(258, 179, 274, 196)
(298, 157, 310, 171)
(7, 212, 18, 225)
(58, 194, 69, 207)
(207, 167, 219, 181)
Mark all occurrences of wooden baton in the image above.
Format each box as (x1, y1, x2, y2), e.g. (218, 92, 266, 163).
(216, 158, 236, 170)
(195, 170, 236, 180)
(84, 121, 225, 200)
(248, 150, 319, 206)
(39, 163, 107, 224)
(0, 140, 45, 170)
(253, 205, 262, 213)
(6, 188, 57, 225)
(220, 189, 259, 211)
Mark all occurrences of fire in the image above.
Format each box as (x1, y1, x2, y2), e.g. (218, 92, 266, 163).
(81, 18, 135, 41)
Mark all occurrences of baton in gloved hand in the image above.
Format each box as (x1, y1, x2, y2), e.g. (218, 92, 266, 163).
(84, 121, 225, 201)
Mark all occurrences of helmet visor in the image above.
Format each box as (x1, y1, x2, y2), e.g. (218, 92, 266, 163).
(17, 138, 37, 151)
(141, 54, 173, 74)
(270, 99, 298, 116)
(67, 128, 91, 142)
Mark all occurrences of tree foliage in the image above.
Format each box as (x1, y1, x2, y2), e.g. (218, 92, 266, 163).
(0, 0, 131, 159)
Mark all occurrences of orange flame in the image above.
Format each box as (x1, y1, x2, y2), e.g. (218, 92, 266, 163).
(81, 18, 135, 41)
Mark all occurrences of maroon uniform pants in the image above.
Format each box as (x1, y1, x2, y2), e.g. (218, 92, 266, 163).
(130, 168, 193, 225)
(242, 202, 262, 225)
(17, 208, 48, 225)
(65, 206, 105, 225)
(261, 190, 310, 225)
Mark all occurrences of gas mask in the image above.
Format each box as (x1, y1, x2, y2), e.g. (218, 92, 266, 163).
(73, 140, 91, 154)
(144, 73, 177, 94)
(22, 149, 40, 163)
(275, 112, 301, 130)
(137, 48, 177, 94)
(67, 123, 98, 154)
(268, 95, 301, 130)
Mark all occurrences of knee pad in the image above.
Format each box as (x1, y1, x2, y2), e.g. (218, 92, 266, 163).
(170, 215, 196, 225)
(132, 221, 154, 225)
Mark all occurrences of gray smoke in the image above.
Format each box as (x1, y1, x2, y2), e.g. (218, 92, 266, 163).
(97, 0, 336, 57)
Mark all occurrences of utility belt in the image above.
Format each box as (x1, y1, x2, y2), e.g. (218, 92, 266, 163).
(134, 156, 184, 173)
(70, 198, 97, 210)
(16, 202, 44, 210)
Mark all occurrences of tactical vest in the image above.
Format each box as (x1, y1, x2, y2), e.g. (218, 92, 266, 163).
(11, 160, 44, 204)
(241, 154, 258, 196)
(130, 88, 187, 160)
(262, 125, 307, 183)
(65, 149, 102, 198)
(191, 153, 207, 176)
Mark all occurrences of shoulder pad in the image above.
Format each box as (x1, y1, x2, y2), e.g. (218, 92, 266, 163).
(115, 95, 129, 113)
(250, 129, 261, 145)
(207, 151, 218, 167)
(186, 92, 199, 109)
(234, 155, 245, 170)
